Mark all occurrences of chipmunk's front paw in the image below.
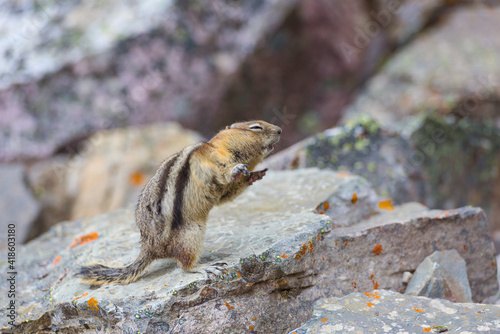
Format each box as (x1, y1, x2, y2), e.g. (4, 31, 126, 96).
(231, 164, 250, 181)
(248, 168, 267, 185)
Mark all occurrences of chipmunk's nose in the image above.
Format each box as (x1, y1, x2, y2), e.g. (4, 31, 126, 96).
(276, 127, 282, 135)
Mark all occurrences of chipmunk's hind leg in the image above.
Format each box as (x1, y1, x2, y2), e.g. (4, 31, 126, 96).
(170, 222, 229, 280)
(170, 222, 206, 270)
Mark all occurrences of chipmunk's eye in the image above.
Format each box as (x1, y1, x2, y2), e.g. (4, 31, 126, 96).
(249, 124, 263, 131)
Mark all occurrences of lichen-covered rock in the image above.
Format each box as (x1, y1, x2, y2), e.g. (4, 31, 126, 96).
(0, 0, 386, 162)
(0, 169, 497, 333)
(260, 117, 417, 203)
(262, 6, 500, 230)
(0, 164, 40, 249)
(290, 290, 500, 334)
(341, 5, 500, 229)
(405, 249, 472, 303)
(342, 5, 500, 129)
(262, 112, 500, 232)
(0, 0, 299, 161)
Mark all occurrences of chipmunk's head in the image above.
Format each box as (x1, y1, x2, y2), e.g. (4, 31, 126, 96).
(226, 120, 282, 157)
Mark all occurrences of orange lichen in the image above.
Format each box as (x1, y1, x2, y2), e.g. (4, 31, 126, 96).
(337, 173, 350, 177)
(252, 317, 256, 321)
(73, 292, 88, 301)
(351, 193, 358, 205)
(236, 270, 241, 278)
(492, 262, 496, 267)
(344, 241, 349, 248)
(463, 245, 466, 250)
(69, 232, 99, 249)
(321, 318, 327, 322)
(351, 282, 357, 289)
(372, 245, 383, 255)
(364, 291, 380, 299)
(372, 280, 379, 290)
(422, 327, 431, 332)
(281, 254, 288, 258)
(367, 303, 374, 307)
(249, 326, 254, 330)
(129, 171, 146, 187)
(52, 255, 61, 266)
(370, 274, 374, 279)
(225, 302, 234, 310)
(315, 201, 330, 215)
(414, 307, 424, 313)
(322, 256, 325, 260)
(87, 297, 99, 311)
(378, 199, 394, 211)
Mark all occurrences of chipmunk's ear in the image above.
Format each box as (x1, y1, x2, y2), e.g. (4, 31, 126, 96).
(226, 125, 230, 129)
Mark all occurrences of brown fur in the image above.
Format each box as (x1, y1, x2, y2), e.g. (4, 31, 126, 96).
(77, 121, 281, 285)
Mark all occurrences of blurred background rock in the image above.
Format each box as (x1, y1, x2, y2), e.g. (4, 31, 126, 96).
(0, 0, 499, 250)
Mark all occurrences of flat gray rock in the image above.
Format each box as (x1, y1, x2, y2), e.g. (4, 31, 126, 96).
(0, 169, 497, 333)
(290, 289, 500, 334)
(406, 249, 472, 303)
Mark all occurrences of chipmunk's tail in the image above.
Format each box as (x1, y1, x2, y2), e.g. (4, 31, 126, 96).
(76, 252, 153, 285)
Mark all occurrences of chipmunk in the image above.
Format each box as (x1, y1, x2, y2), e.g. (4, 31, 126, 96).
(77, 120, 281, 285)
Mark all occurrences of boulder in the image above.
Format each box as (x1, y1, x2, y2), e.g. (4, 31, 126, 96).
(5, 0, 486, 162)
(0, 169, 497, 333)
(259, 117, 418, 203)
(263, 5, 500, 230)
(342, 5, 500, 230)
(0, 0, 299, 161)
(405, 249, 472, 303)
(21, 122, 202, 242)
(374, 0, 499, 46)
(290, 289, 500, 334)
(68, 122, 202, 219)
(0, 164, 40, 249)
(342, 5, 500, 129)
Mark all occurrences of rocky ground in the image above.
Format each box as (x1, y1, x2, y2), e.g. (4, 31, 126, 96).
(292, 290, 500, 333)
(0, 169, 498, 333)
(1, 0, 500, 333)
